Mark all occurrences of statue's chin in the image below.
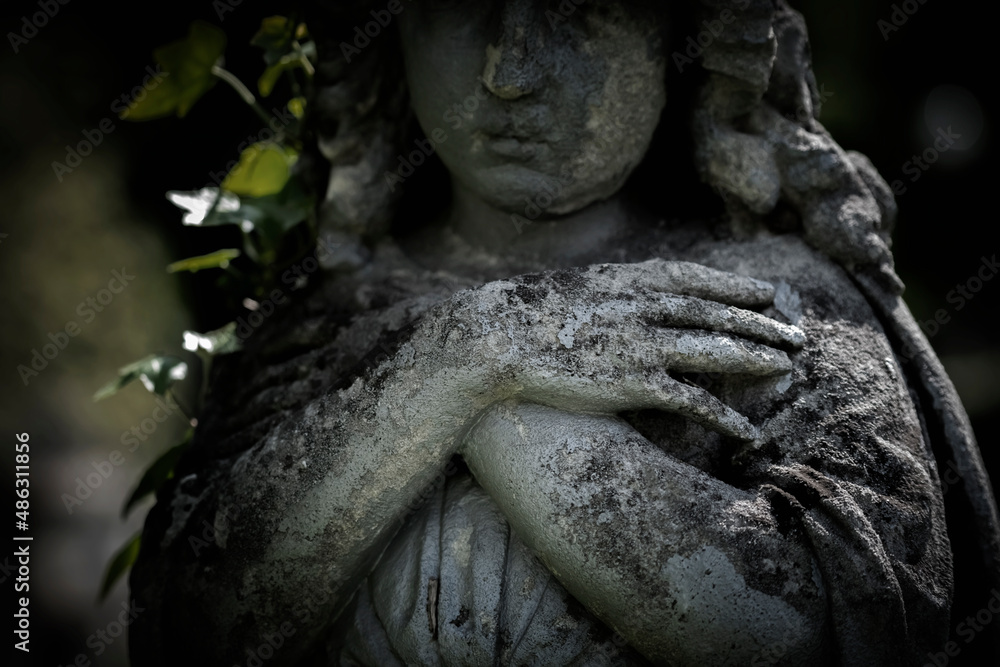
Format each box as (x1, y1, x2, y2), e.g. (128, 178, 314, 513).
(463, 163, 628, 220)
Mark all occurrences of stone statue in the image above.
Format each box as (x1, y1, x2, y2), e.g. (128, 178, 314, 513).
(130, 1, 1000, 665)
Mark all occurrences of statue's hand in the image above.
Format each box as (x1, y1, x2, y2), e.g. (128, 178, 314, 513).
(439, 259, 804, 440)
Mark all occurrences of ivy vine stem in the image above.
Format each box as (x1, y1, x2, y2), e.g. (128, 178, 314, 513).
(211, 63, 273, 126)
(166, 389, 195, 427)
(292, 41, 315, 76)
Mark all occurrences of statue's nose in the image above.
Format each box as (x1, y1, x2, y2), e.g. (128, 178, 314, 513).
(481, 0, 543, 100)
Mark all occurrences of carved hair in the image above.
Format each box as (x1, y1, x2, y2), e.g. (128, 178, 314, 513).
(304, 0, 900, 291)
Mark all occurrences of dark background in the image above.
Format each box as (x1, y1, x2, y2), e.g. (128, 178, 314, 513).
(1, 0, 996, 665)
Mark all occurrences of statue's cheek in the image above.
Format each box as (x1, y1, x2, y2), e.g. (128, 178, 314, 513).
(550, 26, 666, 211)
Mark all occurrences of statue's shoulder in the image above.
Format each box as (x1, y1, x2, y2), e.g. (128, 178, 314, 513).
(672, 231, 874, 322)
(664, 231, 938, 499)
(180, 247, 473, 465)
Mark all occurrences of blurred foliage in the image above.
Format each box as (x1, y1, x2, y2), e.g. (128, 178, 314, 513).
(94, 13, 318, 601)
(123, 21, 227, 120)
(122, 431, 193, 518)
(99, 532, 142, 601)
(92, 355, 188, 402)
(167, 248, 242, 273)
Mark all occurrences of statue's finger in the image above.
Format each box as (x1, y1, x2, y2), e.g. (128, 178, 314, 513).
(638, 260, 776, 308)
(637, 372, 758, 441)
(514, 364, 757, 441)
(630, 329, 794, 377)
(645, 294, 805, 349)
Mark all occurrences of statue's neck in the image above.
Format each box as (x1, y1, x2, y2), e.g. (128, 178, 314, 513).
(446, 182, 639, 264)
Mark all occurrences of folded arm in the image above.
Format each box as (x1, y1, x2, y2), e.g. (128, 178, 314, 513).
(462, 401, 830, 665)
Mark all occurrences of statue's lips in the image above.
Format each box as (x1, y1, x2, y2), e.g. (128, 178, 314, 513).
(482, 134, 548, 160)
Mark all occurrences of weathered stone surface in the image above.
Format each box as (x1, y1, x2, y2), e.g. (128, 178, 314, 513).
(130, 2, 1000, 665)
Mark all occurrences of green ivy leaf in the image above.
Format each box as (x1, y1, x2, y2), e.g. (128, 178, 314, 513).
(288, 96, 307, 119)
(182, 322, 243, 355)
(122, 433, 193, 518)
(243, 177, 314, 258)
(166, 188, 240, 226)
(167, 248, 241, 273)
(93, 355, 188, 401)
(99, 531, 142, 601)
(166, 181, 313, 267)
(251, 16, 297, 65)
(222, 143, 298, 197)
(167, 186, 310, 232)
(258, 54, 306, 97)
(124, 20, 227, 120)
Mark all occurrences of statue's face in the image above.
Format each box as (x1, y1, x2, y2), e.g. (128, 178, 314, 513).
(398, 0, 667, 217)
